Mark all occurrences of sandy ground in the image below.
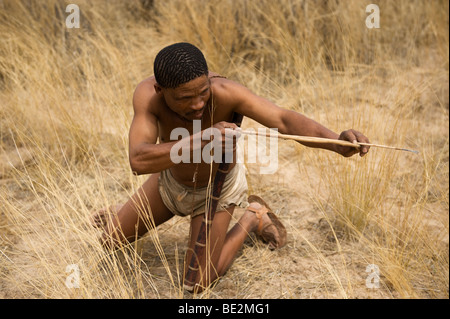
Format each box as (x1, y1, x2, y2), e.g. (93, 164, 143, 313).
(0, 124, 445, 299)
(129, 148, 400, 298)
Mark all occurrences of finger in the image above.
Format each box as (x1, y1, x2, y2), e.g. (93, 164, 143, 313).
(224, 127, 241, 139)
(341, 130, 358, 144)
(353, 131, 370, 156)
(359, 144, 370, 157)
(223, 122, 237, 129)
(234, 127, 242, 138)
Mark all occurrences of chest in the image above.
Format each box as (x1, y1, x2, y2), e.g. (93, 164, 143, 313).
(157, 102, 234, 143)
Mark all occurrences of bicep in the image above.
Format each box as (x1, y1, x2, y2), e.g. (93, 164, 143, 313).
(231, 84, 288, 131)
(129, 112, 158, 150)
(219, 82, 340, 148)
(129, 90, 159, 158)
(229, 83, 325, 136)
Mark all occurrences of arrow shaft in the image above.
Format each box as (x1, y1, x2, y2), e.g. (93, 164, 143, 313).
(239, 129, 418, 154)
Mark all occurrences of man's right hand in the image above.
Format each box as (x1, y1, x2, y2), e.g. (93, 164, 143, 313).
(209, 121, 241, 155)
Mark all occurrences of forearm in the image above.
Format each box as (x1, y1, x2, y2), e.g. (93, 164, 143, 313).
(129, 132, 207, 175)
(129, 141, 175, 175)
(280, 110, 340, 153)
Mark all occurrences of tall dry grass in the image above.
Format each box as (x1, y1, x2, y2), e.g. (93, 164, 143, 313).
(0, 0, 448, 298)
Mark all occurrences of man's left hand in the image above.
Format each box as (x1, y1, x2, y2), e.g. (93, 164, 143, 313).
(336, 129, 370, 157)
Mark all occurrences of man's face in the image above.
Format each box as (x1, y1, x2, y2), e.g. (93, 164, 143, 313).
(157, 75, 211, 121)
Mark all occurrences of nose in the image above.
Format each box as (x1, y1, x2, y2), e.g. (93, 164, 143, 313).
(191, 97, 205, 111)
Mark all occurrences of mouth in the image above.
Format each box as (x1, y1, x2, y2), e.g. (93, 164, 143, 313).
(192, 110, 204, 119)
(188, 106, 206, 120)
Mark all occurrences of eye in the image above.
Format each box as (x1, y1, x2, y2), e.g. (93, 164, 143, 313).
(176, 95, 191, 101)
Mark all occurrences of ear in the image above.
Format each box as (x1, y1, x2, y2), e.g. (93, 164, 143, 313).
(154, 83, 163, 94)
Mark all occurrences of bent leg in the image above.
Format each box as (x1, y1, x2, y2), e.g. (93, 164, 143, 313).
(99, 172, 174, 249)
(185, 202, 278, 292)
(185, 207, 235, 291)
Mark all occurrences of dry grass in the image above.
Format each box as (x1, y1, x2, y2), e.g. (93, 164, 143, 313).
(0, 0, 448, 299)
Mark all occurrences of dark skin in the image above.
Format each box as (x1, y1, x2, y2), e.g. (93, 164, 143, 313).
(95, 71, 370, 292)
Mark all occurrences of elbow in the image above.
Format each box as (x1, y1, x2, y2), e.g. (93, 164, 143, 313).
(129, 157, 146, 175)
(278, 110, 294, 134)
(129, 154, 164, 175)
(129, 144, 153, 175)
(129, 144, 172, 175)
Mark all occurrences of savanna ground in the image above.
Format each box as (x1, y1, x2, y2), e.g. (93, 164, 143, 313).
(0, 0, 448, 299)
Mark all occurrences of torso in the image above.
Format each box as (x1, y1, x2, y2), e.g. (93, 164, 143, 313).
(146, 72, 237, 187)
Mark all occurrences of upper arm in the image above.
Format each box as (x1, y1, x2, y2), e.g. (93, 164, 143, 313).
(128, 82, 159, 160)
(224, 81, 335, 139)
(224, 82, 289, 132)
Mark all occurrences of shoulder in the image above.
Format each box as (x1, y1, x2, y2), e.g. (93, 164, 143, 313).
(132, 76, 161, 115)
(210, 74, 255, 108)
(133, 76, 156, 104)
(209, 72, 246, 96)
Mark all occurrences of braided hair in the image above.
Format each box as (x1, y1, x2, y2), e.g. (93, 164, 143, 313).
(153, 42, 209, 89)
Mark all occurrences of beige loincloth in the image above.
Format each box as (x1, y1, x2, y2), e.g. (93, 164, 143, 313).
(158, 163, 248, 218)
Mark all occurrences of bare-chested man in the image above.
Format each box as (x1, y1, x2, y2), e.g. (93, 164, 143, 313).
(92, 42, 370, 292)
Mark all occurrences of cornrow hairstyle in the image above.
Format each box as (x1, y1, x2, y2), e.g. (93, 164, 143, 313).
(153, 42, 209, 89)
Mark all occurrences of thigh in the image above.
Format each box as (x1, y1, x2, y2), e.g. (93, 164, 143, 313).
(107, 172, 174, 243)
(185, 206, 235, 282)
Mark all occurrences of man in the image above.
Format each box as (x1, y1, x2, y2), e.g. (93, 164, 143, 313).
(92, 42, 370, 292)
